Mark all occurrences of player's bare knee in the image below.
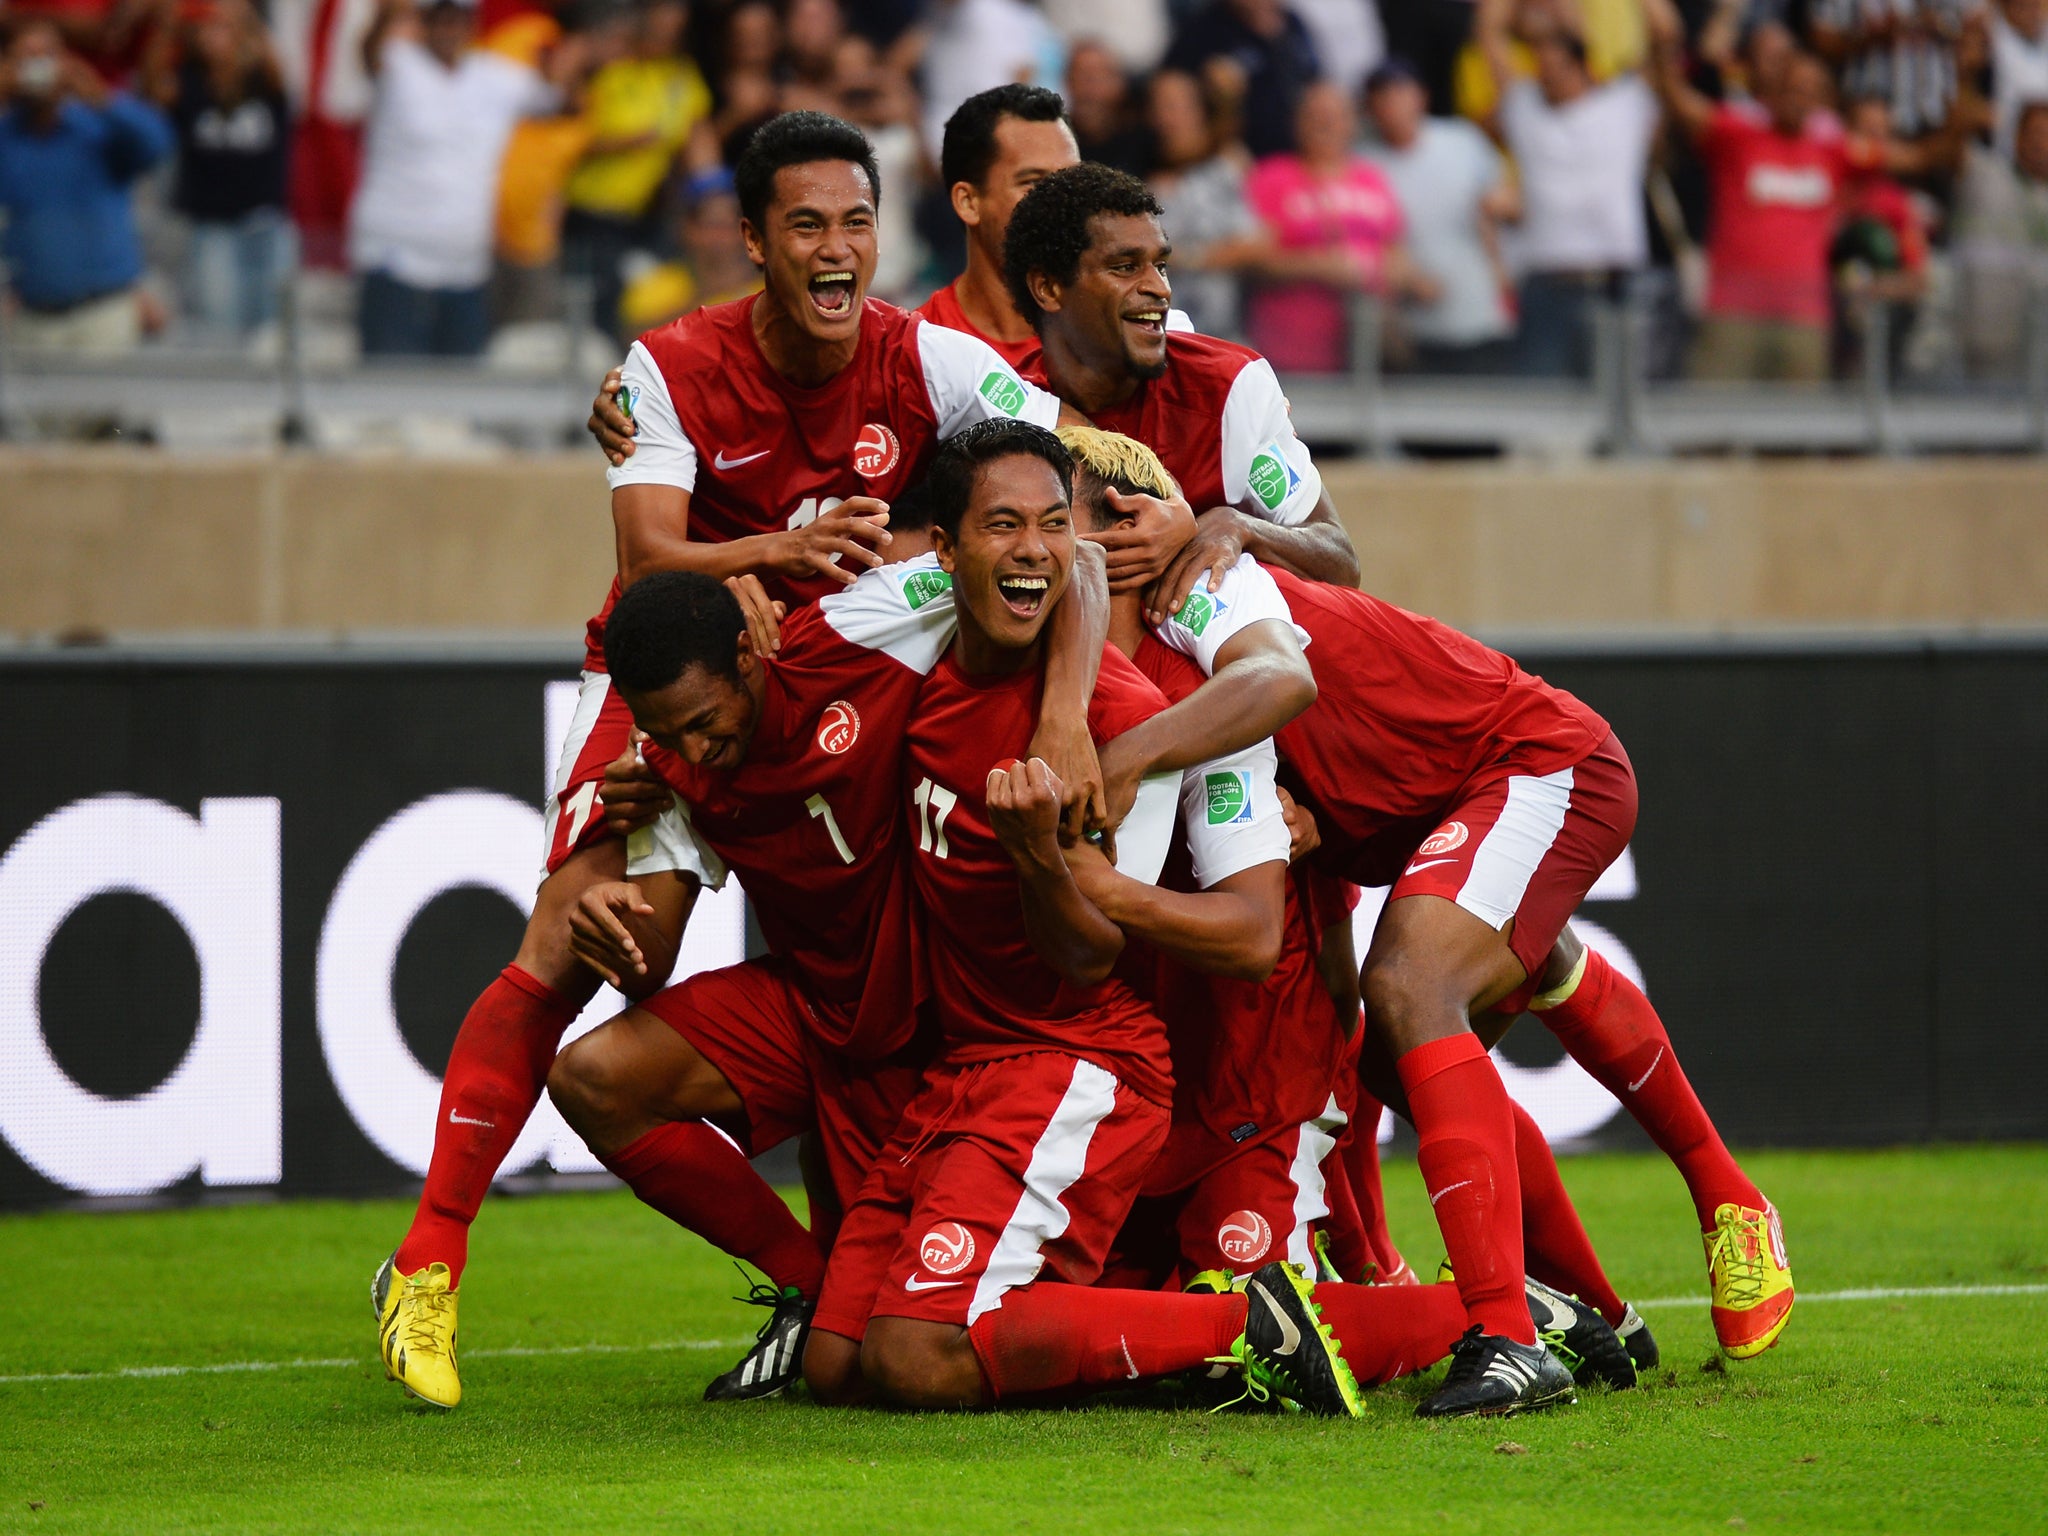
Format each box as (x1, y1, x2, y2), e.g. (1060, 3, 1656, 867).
(1361, 953, 1456, 1048)
(803, 1330, 868, 1407)
(860, 1323, 982, 1410)
(545, 1033, 623, 1141)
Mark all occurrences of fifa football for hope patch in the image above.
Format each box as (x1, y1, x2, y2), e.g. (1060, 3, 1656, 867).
(1205, 770, 1254, 825)
(900, 568, 951, 609)
(1247, 443, 1300, 511)
(978, 370, 1027, 417)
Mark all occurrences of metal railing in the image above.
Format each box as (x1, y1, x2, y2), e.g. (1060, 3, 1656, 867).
(4, 275, 2048, 457)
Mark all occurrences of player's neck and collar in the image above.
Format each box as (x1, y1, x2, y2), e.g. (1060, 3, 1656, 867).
(748, 287, 862, 389)
(1038, 326, 1148, 417)
(952, 242, 1039, 347)
(949, 605, 1046, 683)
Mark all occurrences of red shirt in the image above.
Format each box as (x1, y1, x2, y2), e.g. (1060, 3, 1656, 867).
(915, 278, 1046, 383)
(639, 563, 958, 1057)
(1702, 106, 1874, 326)
(906, 643, 1176, 1105)
(592, 293, 1055, 669)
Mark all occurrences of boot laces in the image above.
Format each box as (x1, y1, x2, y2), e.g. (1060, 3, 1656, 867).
(399, 1276, 454, 1357)
(731, 1265, 800, 1348)
(1437, 1325, 1492, 1387)
(1709, 1209, 1768, 1306)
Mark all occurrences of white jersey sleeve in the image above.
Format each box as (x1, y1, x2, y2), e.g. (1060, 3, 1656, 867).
(1149, 554, 1309, 677)
(816, 552, 957, 675)
(1219, 357, 1323, 527)
(915, 321, 1062, 436)
(624, 795, 730, 888)
(1166, 308, 1195, 334)
(1112, 771, 1184, 887)
(1180, 738, 1290, 889)
(604, 340, 698, 493)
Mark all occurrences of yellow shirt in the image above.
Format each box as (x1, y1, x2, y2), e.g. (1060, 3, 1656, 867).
(1455, 0, 1647, 121)
(618, 262, 761, 335)
(564, 57, 713, 220)
(483, 15, 591, 266)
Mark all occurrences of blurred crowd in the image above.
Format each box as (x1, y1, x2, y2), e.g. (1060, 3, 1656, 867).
(4, 0, 2048, 381)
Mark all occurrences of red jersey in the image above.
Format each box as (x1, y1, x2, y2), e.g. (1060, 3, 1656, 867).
(590, 293, 1057, 669)
(1089, 331, 1324, 527)
(1129, 636, 1347, 1190)
(1147, 555, 1609, 888)
(914, 279, 1046, 382)
(635, 557, 960, 1057)
(905, 644, 1177, 1105)
(1701, 106, 1877, 326)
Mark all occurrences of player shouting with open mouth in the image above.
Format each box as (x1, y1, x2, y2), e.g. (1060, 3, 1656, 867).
(375, 110, 1104, 1411)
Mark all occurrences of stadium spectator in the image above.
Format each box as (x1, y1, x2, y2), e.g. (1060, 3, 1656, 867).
(1951, 97, 2048, 377)
(782, 0, 849, 101)
(1472, 0, 1659, 378)
(141, 0, 294, 344)
(560, 0, 714, 338)
(0, 15, 172, 355)
(1989, 0, 2048, 151)
(831, 31, 924, 298)
(1382, 0, 1479, 114)
(615, 163, 760, 331)
(348, 0, 571, 357)
(1361, 57, 1517, 374)
(1451, 0, 1649, 122)
(709, 0, 779, 154)
(1290, 0, 1385, 97)
(1809, 0, 1971, 140)
(272, 0, 378, 270)
(1142, 67, 1260, 338)
(1162, 0, 1321, 159)
(1242, 78, 1436, 372)
(1831, 94, 1931, 378)
(1065, 36, 1149, 175)
(1042, 0, 1167, 74)
(914, 0, 1063, 161)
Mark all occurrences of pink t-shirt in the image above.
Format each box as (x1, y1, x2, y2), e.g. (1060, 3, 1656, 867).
(1244, 153, 1404, 372)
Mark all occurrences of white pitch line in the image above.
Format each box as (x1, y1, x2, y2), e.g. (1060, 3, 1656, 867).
(0, 1336, 751, 1386)
(1633, 1282, 2048, 1309)
(3, 1283, 2045, 1387)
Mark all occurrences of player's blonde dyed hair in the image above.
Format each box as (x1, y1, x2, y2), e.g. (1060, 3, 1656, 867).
(1055, 426, 1179, 516)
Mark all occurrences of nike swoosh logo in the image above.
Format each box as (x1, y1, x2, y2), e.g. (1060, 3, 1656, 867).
(713, 449, 770, 470)
(1627, 1047, 1666, 1093)
(903, 1276, 963, 1293)
(1251, 1282, 1301, 1356)
(448, 1109, 496, 1128)
(1119, 1337, 1140, 1380)
(1429, 1178, 1474, 1207)
(1403, 857, 1458, 876)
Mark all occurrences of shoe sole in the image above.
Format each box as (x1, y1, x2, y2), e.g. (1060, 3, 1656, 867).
(1421, 1385, 1578, 1420)
(1714, 1293, 1794, 1359)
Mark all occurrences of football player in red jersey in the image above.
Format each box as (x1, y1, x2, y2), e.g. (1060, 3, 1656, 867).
(373, 111, 1109, 1410)
(1083, 476, 1787, 1410)
(914, 84, 1077, 379)
(803, 420, 1484, 1418)
(1002, 162, 1363, 626)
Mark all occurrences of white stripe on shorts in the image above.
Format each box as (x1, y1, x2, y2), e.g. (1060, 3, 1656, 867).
(1454, 765, 1575, 931)
(1283, 1094, 1346, 1272)
(965, 1059, 1119, 1325)
(539, 671, 613, 869)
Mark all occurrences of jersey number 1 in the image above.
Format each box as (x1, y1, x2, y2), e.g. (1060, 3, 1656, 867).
(912, 777, 957, 859)
(806, 793, 856, 865)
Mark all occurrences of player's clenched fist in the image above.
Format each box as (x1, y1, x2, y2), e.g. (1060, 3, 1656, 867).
(600, 739, 670, 837)
(568, 881, 658, 988)
(1276, 784, 1320, 862)
(589, 367, 636, 465)
(775, 496, 892, 586)
(987, 756, 1066, 873)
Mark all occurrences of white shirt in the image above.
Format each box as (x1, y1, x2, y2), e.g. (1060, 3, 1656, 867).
(918, 0, 1063, 161)
(1499, 74, 1658, 273)
(1290, 0, 1386, 96)
(1365, 117, 1512, 345)
(1992, 8, 2048, 155)
(348, 39, 555, 289)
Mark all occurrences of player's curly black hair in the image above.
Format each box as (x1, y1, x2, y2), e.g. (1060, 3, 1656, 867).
(603, 571, 745, 692)
(925, 419, 1074, 539)
(733, 110, 881, 229)
(1002, 163, 1164, 333)
(940, 84, 1069, 194)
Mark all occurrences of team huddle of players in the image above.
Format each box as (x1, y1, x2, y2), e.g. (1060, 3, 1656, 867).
(370, 94, 1796, 1421)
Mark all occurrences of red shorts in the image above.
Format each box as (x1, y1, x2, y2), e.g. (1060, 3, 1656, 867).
(1390, 732, 1637, 1011)
(636, 960, 930, 1211)
(812, 1052, 1169, 1342)
(542, 670, 635, 875)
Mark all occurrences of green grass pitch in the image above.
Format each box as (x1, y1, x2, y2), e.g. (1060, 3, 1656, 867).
(2, 1145, 2043, 1534)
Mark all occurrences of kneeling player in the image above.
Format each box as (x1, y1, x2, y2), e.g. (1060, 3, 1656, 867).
(806, 422, 1492, 1416)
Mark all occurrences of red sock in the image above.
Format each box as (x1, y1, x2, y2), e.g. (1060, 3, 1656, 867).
(1512, 1102, 1627, 1326)
(1313, 1280, 1471, 1386)
(1397, 1034, 1534, 1345)
(395, 965, 577, 1285)
(1341, 1092, 1411, 1283)
(1536, 949, 1764, 1226)
(968, 1286, 1246, 1401)
(601, 1121, 826, 1297)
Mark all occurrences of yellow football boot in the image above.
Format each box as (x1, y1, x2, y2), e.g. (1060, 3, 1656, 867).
(1704, 1201, 1794, 1359)
(373, 1254, 462, 1408)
